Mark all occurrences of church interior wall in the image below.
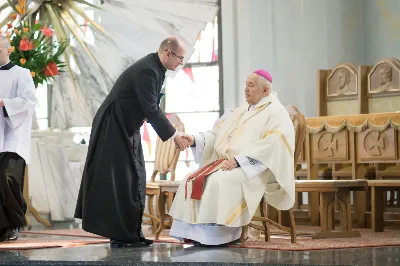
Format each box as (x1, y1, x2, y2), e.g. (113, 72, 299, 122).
(221, 0, 400, 117)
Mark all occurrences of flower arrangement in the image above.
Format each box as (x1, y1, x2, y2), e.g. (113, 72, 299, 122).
(1, 0, 106, 90)
(4, 16, 69, 88)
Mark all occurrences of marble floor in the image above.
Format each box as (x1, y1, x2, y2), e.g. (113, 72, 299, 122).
(0, 232, 400, 266)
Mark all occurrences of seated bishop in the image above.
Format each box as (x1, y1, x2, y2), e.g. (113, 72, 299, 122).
(169, 70, 296, 246)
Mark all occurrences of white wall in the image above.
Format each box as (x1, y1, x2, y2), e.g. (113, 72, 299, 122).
(221, 0, 365, 117)
(362, 0, 400, 65)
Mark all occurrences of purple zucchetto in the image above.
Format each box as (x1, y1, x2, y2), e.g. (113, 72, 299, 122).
(253, 70, 272, 83)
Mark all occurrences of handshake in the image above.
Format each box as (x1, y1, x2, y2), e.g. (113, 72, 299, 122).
(173, 133, 194, 151)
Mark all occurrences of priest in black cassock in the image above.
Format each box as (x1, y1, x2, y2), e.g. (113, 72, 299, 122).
(74, 36, 189, 248)
(0, 36, 38, 242)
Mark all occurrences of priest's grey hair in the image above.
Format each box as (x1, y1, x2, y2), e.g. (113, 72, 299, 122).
(0, 35, 11, 48)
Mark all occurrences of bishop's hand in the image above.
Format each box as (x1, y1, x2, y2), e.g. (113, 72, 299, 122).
(221, 158, 238, 171)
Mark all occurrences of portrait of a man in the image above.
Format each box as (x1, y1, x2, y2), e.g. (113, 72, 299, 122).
(327, 67, 357, 96)
(337, 68, 351, 95)
(372, 64, 400, 92)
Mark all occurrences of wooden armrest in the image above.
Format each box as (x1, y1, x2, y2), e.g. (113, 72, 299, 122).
(368, 180, 400, 187)
(157, 181, 181, 187)
(295, 180, 367, 191)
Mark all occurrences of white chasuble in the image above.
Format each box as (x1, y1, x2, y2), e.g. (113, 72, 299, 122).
(169, 92, 295, 245)
(0, 65, 37, 164)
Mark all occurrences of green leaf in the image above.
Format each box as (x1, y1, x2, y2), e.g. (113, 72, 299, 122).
(34, 23, 42, 31)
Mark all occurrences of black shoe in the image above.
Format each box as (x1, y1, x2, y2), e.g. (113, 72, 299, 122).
(5, 228, 18, 241)
(110, 239, 146, 248)
(139, 237, 153, 246)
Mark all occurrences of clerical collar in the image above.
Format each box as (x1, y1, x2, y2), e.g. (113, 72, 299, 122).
(154, 53, 166, 72)
(247, 92, 277, 111)
(0, 61, 15, 70)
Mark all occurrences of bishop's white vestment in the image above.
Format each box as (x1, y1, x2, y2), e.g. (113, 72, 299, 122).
(169, 92, 295, 245)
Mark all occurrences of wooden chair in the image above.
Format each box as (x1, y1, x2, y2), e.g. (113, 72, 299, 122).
(368, 180, 400, 232)
(375, 163, 400, 207)
(23, 166, 51, 229)
(240, 105, 306, 246)
(143, 114, 184, 232)
(332, 163, 376, 180)
(294, 141, 331, 214)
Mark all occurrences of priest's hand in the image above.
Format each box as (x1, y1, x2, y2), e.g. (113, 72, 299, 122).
(0, 99, 3, 107)
(174, 134, 189, 151)
(221, 158, 238, 171)
(182, 134, 195, 146)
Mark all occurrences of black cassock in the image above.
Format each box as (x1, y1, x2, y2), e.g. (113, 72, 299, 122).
(74, 53, 176, 242)
(0, 153, 27, 233)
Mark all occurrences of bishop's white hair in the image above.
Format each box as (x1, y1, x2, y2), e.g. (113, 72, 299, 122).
(258, 75, 272, 90)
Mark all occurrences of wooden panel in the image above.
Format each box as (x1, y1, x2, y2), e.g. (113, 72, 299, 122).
(311, 130, 349, 162)
(327, 99, 359, 116)
(318, 70, 329, 116)
(368, 180, 400, 187)
(296, 180, 367, 188)
(367, 58, 400, 113)
(358, 65, 372, 114)
(357, 127, 397, 161)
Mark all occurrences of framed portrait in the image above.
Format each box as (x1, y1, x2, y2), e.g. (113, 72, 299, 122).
(368, 59, 400, 96)
(327, 64, 358, 99)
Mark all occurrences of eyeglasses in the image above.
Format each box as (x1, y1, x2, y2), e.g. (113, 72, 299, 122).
(165, 49, 184, 61)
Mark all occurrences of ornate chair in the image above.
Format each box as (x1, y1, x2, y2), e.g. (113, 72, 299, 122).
(240, 105, 306, 245)
(143, 114, 184, 232)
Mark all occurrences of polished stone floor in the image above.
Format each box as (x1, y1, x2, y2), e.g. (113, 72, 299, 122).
(0, 221, 399, 265)
(1, 233, 400, 266)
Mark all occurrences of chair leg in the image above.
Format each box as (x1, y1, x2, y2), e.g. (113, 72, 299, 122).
(260, 197, 270, 242)
(294, 191, 300, 209)
(289, 208, 296, 243)
(167, 192, 174, 224)
(155, 191, 166, 240)
(148, 195, 157, 233)
(240, 225, 248, 247)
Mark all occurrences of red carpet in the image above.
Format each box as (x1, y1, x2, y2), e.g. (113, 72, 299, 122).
(8, 226, 400, 251)
(21, 229, 105, 239)
(231, 231, 400, 251)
